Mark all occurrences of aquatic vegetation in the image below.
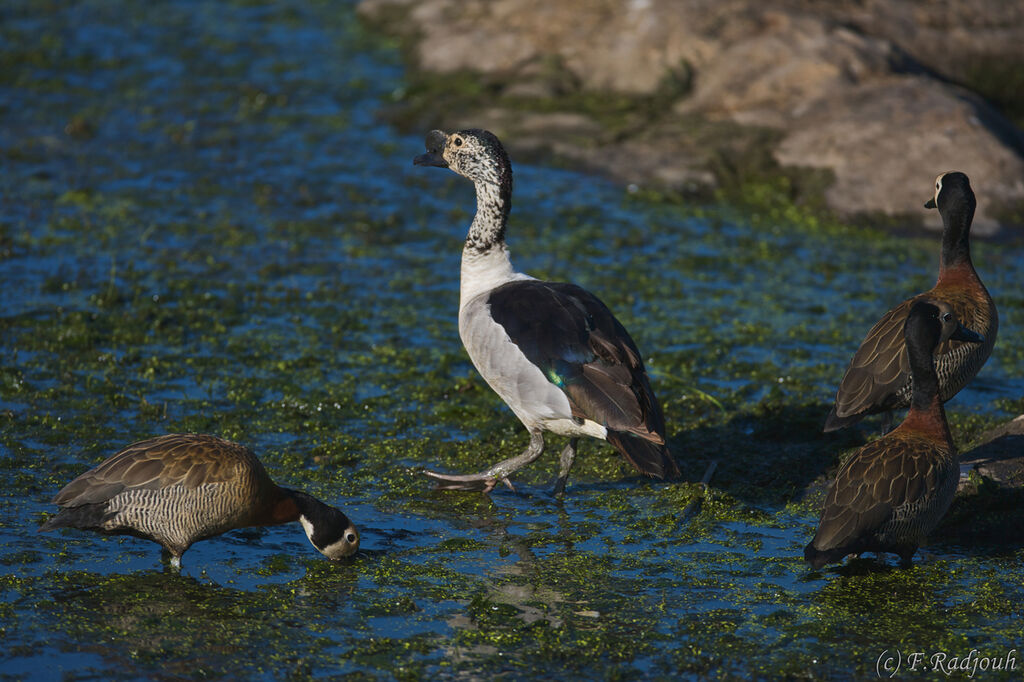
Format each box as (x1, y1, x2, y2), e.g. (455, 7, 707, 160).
(1, 0, 1023, 679)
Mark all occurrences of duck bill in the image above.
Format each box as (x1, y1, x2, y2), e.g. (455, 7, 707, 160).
(924, 198, 937, 209)
(414, 129, 449, 168)
(951, 324, 984, 344)
(414, 151, 447, 168)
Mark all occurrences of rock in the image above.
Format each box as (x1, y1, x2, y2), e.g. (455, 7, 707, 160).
(675, 13, 900, 127)
(362, 0, 714, 95)
(360, 0, 1024, 233)
(958, 414, 1024, 490)
(803, 0, 1024, 90)
(775, 78, 1024, 237)
(942, 414, 1024, 548)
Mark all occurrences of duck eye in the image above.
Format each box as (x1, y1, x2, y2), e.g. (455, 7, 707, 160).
(942, 313, 952, 322)
(453, 137, 463, 147)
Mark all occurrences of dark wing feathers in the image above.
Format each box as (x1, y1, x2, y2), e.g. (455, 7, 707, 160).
(809, 434, 938, 558)
(589, 326, 641, 367)
(826, 286, 994, 431)
(571, 363, 644, 429)
(487, 280, 676, 477)
(51, 434, 260, 509)
(825, 299, 913, 430)
(605, 431, 677, 479)
(488, 281, 602, 375)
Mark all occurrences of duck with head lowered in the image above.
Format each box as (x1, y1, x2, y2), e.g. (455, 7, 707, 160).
(413, 129, 679, 494)
(40, 433, 360, 568)
(824, 172, 997, 433)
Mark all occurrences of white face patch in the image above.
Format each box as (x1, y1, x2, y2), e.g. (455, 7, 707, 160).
(934, 172, 946, 204)
(319, 528, 359, 560)
(299, 515, 315, 545)
(299, 515, 359, 559)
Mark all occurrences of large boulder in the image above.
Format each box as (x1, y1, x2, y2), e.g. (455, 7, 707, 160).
(361, 0, 1024, 233)
(774, 78, 1024, 235)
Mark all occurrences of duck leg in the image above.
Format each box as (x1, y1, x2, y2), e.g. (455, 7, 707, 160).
(896, 546, 917, 569)
(552, 438, 579, 496)
(423, 431, 545, 493)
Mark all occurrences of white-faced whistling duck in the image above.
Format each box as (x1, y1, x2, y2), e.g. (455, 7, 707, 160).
(824, 172, 997, 433)
(40, 433, 359, 567)
(807, 300, 983, 568)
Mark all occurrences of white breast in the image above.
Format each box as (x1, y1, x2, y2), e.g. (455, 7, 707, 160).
(459, 293, 574, 431)
(459, 245, 530, 309)
(458, 245, 608, 440)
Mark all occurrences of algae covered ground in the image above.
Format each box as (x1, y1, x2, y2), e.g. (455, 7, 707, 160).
(1, 1, 1023, 679)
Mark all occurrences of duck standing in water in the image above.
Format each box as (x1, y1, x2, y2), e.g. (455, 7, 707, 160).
(414, 129, 679, 493)
(824, 172, 997, 432)
(40, 433, 359, 567)
(806, 300, 983, 568)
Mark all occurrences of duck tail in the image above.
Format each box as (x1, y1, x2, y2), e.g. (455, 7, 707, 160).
(823, 406, 865, 432)
(605, 431, 681, 480)
(38, 505, 107, 533)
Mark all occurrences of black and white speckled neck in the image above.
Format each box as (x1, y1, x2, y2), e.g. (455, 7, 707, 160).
(456, 130, 512, 253)
(466, 172, 511, 252)
(413, 128, 512, 254)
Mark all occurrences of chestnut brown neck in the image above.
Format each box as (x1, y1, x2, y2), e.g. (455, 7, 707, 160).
(900, 395, 951, 444)
(253, 486, 300, 526)
(938, 253, 979, 283)
(900, 307, 953, 444)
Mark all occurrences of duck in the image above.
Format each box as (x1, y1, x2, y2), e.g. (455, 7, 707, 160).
(805, 300, 983, 569)
(824, 171, 997, 432)
(39, 433, 359, 567)
(413, 128, 679, 494)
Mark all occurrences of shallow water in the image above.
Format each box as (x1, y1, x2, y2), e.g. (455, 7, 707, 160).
(2, 1, 1023, 679)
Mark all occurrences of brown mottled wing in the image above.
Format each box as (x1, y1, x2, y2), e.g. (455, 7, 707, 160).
(811, 435, 939, 552)
(52, 434, 262, 508)
(825, 298, 915, 429)
(932, 286, 998, 400)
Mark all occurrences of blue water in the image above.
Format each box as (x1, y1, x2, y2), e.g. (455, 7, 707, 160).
(2, 1, 1023, 679)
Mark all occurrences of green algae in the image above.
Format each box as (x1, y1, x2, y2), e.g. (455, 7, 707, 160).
(2, 0, 1024, 680)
